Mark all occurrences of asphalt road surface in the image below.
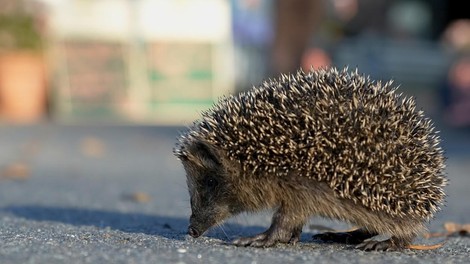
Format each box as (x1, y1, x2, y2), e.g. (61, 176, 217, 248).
(0, 124, 469, 263)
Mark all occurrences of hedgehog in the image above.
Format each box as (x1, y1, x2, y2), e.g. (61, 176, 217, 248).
(174, 67, 447, 251)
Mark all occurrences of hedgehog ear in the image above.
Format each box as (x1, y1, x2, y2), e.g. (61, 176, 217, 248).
(186, 140, 221, 169)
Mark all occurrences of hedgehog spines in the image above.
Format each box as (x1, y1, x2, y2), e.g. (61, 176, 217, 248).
(176, 67, 447, 221)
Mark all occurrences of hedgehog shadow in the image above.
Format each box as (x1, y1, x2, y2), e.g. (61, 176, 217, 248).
(3, 205, 282, 242)
(3, 205, 190, 240)
(3, 205, 322, 244)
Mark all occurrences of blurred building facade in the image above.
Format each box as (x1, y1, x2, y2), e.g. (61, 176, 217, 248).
(0, 0, 468, 125)
(48, 0, 233, 124)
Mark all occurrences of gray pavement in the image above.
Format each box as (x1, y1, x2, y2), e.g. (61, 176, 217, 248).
(0, 124, 469, 263)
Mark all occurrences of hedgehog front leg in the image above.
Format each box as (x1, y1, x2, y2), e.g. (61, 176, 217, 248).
(232, 207, 305, 247)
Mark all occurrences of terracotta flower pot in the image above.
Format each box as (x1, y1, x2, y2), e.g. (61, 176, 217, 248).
(0, 52, 47, 123)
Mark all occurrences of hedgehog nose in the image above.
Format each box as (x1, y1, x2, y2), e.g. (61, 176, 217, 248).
(188, 226, 200, 238)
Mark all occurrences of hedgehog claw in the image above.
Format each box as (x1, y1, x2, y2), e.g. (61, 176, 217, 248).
(288, 228, 301, 245)
(232, 233, 268, 247)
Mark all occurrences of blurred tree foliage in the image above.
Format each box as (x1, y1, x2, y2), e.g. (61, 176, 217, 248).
(0, 0, 44, 51)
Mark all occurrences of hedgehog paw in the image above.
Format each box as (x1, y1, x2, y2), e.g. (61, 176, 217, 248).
(288, 225, 302, 245)
(355, 238, 397, 251)
(232, 225, 302, 248)
(232, 232, 277, 248)
(313, 228, 376, 245)
(231, 232, 291, 248)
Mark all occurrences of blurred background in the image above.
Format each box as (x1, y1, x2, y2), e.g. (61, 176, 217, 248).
(0, 1, 469, 257)
(0, 0, 469, 126)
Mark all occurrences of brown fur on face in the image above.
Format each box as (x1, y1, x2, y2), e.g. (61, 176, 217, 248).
(179, 139, 240, 237)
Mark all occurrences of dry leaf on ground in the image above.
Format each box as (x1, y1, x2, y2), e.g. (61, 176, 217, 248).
(408, 241, 447, 250)
(80, 137, 106, 158)
(121, 192, 151, 203)
(0, 162, 31, 180)
(424, 221, 470, 240)
(444, 222, 470, 235)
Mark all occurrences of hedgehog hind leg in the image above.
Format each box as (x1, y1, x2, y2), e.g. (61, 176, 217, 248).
(232, 207, 305, 248)
(313, 228, 377, 245)
(355, 235, 412, 251)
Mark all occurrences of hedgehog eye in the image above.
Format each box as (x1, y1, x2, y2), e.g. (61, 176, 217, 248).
(204, 176, 219, 189)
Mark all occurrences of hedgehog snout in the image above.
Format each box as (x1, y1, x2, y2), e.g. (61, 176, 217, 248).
(188, 213, 209, 238)
(188, 225, 201, 238)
